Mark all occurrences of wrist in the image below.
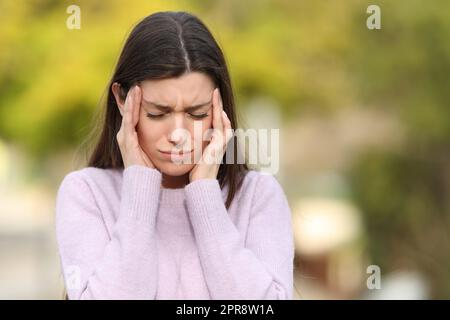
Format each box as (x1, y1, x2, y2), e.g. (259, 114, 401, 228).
(189, 167, 219, 182)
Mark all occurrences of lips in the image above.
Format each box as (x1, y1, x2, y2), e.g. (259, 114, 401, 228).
(159, 149, 193, 161)
(159, 149, 193, 155)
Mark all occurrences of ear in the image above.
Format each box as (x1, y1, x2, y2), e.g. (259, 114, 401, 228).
(111, 82, 125, 116)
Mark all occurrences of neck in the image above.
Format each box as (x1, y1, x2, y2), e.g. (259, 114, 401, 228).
(161, 173, 190, 189)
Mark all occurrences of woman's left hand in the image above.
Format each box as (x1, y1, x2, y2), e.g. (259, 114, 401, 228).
(189, 88, 233, 182)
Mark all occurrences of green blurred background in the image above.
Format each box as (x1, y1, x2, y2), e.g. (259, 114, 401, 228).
(0, 0, 449, 299)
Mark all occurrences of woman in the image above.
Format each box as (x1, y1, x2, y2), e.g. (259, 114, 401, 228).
(55, 11, 294, 300)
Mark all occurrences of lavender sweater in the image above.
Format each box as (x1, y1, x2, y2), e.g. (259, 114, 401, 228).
(55, 165, 294, 300)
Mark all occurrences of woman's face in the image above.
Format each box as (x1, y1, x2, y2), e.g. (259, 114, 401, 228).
(135, 72, 214, 177)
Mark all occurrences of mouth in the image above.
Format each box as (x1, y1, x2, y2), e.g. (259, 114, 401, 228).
(159, 149, 193, 161)
(159, 149, 193, 155)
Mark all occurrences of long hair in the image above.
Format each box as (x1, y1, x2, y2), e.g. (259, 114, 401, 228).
(87, 11, 248, 209)
(65, 13, 249, 300)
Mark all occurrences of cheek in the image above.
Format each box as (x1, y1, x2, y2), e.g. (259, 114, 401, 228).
(200, 117, 213, 150)
(190, 117, 212, 144)
(204, 116, 213, 130)
(136, 117, 161, 150)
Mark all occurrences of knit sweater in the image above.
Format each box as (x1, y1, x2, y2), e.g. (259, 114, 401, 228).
(55, 165, 294, 300)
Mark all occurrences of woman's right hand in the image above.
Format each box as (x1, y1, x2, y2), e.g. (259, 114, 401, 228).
(116, 85, 155, 169)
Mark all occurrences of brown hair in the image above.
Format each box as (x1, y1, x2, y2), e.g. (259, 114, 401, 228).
(86, 11, 248, 209)
(65, 12, 249, 300)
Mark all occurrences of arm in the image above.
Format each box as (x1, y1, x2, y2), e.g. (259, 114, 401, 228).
(184, 174, 294, 300)
(55, 165, 161, 299)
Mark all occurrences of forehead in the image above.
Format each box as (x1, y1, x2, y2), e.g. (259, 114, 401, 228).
(140, 72, 215, 107)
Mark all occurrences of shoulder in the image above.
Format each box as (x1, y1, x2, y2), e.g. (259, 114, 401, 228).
(236, 170, 289, 209)
(57, 166, 122, 198)
(233, 171, 292, 230)
(241, 170, 285, 195)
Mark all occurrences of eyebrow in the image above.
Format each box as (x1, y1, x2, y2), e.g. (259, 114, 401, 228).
(142, 99, 212, 112)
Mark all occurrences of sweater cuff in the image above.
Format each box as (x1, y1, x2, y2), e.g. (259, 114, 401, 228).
(120, 165, 162, 222)
(185, 179, 234, 237)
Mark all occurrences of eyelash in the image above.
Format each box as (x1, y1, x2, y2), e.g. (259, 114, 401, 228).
(146, 113, 208, 120)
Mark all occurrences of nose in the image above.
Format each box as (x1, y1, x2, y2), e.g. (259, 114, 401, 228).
(168, 113, 188, 147)
(169, 128, 188, 146)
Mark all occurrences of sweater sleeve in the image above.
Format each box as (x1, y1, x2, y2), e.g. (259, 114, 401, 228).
(55, 165, 162, 299)
(184, 173, 295, 300)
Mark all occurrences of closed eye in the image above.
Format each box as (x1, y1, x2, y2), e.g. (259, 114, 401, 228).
(188, 113, 208, 119)
(146, 112, 167, 119)
(146, 112, 208, 120)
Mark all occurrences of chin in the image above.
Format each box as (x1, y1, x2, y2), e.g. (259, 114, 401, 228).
(156, 161, 194, 177)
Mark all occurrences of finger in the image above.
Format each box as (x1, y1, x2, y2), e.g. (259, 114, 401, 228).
(117, 89, 129, 143)
(132, 85, 141, 127)
(212, 88, 224, 134)
(123, 86, 135, 137)
(222, 111, 233, 143)
(140, 148, 152, 168)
